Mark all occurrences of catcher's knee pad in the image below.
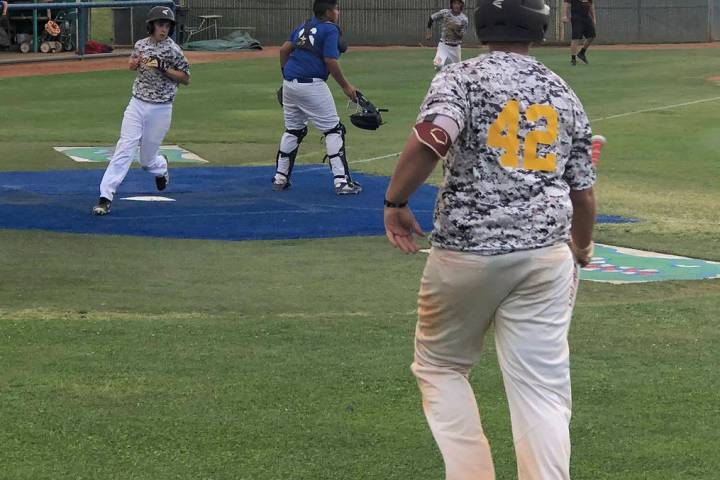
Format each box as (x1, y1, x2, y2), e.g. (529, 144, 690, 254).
(323, 122, 352, 182)
(275, 126, 308, 180)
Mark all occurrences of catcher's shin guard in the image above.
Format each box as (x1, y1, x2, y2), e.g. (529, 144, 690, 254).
(274, 126, 308, 186)
(323, 122, 352, 183)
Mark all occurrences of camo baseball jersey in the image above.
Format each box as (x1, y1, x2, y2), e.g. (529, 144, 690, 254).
(418, 51, 596, 254)
(131, 37, 190, 104)
(431, 9, 469, 45)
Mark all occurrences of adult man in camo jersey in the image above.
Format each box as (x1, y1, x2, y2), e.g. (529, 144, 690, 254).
(384, 0, 597, 478)
(92, 6, 190, 215)
(426, 0, 469, 70)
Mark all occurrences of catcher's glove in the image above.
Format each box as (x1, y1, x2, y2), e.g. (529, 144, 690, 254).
(45, 20, 61, 37)
(141, 56, 170, 73)
(349, 91, 388, 131)
(276, 85, 283, 107)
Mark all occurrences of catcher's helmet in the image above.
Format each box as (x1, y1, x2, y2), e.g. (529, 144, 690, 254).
(146, 6, 176, 35)
(474, 0, 550, 43)
(350, 91, 387, 131)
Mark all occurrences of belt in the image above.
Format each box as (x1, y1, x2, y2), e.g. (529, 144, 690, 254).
(443, 42, 460, 47)
(287, 77, 323, 83)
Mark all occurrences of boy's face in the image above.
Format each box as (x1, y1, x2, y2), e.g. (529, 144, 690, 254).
(152, 20, 171, 41)
(451, 1, 464, 13)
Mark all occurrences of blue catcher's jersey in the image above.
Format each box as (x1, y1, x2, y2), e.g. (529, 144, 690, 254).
(283, 17, 341, 82)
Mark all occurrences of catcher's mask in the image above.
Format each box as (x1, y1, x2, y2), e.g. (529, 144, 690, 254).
(146, 6, 176, 35)
(349, 91, 388, 131)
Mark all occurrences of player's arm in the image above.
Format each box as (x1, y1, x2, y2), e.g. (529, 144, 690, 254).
(279, 41, 293, 69)
(569, 187, 596, 266)
(2, 1, 8, 16)
(562, 0, 570, 22)
(325, 58, 357, 102)
(164, 68, 190, 85)
(590, 2, 597, 23)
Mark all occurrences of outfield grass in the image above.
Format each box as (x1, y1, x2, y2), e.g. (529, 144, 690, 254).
(1, 47, 719, 479)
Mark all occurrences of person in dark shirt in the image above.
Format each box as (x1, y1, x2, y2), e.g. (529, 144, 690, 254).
(562, 0, 596, 65)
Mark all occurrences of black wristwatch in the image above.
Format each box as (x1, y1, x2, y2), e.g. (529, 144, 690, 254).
(384, 198, 408, 208)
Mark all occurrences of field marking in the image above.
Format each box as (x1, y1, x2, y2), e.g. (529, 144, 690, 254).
(591, 96, 720, 123)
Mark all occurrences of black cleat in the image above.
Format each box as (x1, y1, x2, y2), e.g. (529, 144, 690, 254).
(334, 180, 362, 196)
(271, 176, 290, 191)
(92, 197, 112, 216)
(571, 57, 577, 66)
(577, 51, 588, 64)
(155, 171, 169, 191)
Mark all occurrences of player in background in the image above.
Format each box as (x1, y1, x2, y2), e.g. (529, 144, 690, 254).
(384, 0, 597, 478)
(272, 0, 362, 195)
(92, 6, 190, 215)
(426, 0, 469, 71)
(563, 0, 597, 65)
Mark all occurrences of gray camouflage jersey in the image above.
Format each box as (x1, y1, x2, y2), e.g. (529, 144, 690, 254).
(418, 51, 596, 254)
(431, 9, 468, 45)
(131, 37, 190, 104)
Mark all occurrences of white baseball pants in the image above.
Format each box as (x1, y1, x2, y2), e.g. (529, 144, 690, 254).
(279, 79, 349, 183)
(434, 42, 462, 69)
(99, 97, 171, 201)
(412, 244, 578, 480)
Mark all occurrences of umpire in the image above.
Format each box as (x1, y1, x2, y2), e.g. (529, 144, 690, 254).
(562, 0, 596, 65)
(384, 0, 597, 478)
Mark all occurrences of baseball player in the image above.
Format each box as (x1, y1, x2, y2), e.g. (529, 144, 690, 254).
(562, 0, 596, 65)
(92, 6, 190, 215)
(425, 0, 469, 70)
(272, 0, 362, 195)
(383, 1, 597, 479)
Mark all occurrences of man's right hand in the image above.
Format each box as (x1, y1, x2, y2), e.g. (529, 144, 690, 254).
(562, 16, 569, 23)
(425, 30, 432, 41)
(129, 54, 141, 70)
(342, 84, 358, 103)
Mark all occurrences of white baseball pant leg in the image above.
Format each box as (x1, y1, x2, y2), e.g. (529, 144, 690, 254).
(100, 97, 172, 201)
(279, 80, 349, 184)
(433, 42, 462, 69)
(412, 244, 577, 480)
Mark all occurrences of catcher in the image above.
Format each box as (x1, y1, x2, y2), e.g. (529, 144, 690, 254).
(426, 0, 469, 70)
(272, 0, 363, 195)
(92, 6, 190, 215)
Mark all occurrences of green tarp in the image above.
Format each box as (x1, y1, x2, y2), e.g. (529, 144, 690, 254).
(183, 31, 262, 51)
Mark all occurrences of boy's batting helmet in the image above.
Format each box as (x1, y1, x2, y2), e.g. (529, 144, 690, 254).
(146, 6, 176, 34)
(474, 0, 550, 43)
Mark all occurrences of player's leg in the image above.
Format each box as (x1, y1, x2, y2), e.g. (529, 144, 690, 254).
(95, 98, 144, 214)
(433, 42, 450, 71)
(411, 248, 522, 480)
(273, 80, 309, 190)
(307, 81, 360, 195)
(577, 19, 596, 64)
(138, 102, 173, 191)
(493, 243, 576, 480)
(570, 17, 583, 65)
(448, 44, 461, 64)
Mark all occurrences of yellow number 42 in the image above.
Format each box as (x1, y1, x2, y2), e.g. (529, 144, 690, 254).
(487, 100, 559, 172)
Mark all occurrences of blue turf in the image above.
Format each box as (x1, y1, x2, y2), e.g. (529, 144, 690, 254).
(0, 166, 636, 241)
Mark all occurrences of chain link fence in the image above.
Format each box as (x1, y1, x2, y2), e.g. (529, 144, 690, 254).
(177, 0, 719, 45)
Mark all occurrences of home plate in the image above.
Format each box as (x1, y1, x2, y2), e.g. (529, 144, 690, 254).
(121, 196, 176, 202)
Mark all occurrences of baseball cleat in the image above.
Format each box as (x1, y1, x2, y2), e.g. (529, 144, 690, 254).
(271, 178, 291, 191)
(334, 180, 362, 196)
(577, 51, 588, 64)
(92, 197, 112, 216)
(155, 171, 169, 191)
(571, 57, 577, 66)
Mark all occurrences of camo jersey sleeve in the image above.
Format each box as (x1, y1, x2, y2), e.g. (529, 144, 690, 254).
(132, 37, 190, 104)
(417, 51, 596, 254)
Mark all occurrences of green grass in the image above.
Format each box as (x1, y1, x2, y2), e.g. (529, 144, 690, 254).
(1, 47, 719, 479)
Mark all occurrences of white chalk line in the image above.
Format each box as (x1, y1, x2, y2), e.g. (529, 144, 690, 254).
(591, 96, 720, 123)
